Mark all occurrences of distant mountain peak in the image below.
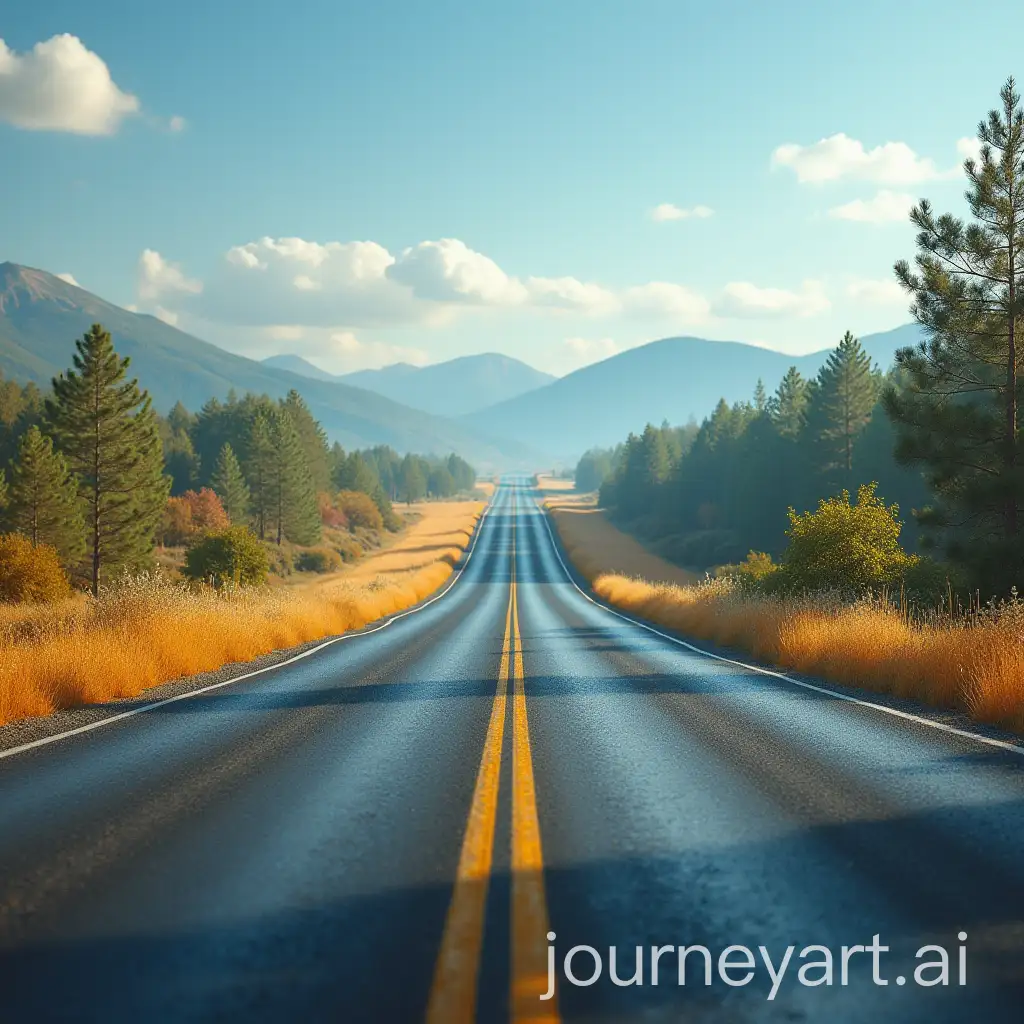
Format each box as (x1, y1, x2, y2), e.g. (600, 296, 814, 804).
(0, 262, 80, 315)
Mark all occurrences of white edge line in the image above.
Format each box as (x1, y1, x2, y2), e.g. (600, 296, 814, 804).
(535, 495, 1024, 759)
(0, 494, 500, 762)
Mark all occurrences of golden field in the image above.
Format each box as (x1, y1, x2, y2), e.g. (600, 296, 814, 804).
(549, 507, 1024, 735)
(0, 500, 483, 727)
(546, 499, 699, 588)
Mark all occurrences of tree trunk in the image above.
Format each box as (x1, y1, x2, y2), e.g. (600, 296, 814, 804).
(1008, 209, 1018, 541)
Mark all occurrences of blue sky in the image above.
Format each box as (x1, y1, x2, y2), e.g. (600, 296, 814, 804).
(1, 1, 1020, 376)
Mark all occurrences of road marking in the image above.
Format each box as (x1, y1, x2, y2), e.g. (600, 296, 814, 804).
(510, 571, 560, 1023)
(535, 493, 1024, 760)
(425, 551, 514, 1024)
(0, 492, 500, 763)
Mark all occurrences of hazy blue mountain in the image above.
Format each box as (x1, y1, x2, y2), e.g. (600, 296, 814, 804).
(0, 263, 538, 470)
(261, 353, 342, 382)
(339, 353, 556, 417)
(462, 325, 924, 460)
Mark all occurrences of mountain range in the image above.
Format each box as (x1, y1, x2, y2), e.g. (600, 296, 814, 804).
(461, 325, 922, 459)
(0, 263, 537, 471)
(0, 261, 922, 467)
(263, 352, 554, 416)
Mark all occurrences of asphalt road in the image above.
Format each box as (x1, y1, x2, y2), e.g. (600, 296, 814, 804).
(1, 480, 1023, 1022)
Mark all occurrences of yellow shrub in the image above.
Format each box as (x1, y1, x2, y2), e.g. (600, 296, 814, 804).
(0, 534, 71, 604)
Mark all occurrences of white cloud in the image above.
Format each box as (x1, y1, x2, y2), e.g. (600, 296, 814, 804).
(525, 276, 619, 315)
(650, 203, 714, 222)
(956, 136, 983, 161)
(264, 325, 305, 342)
(168, 114, 186, 133)
(193, 237, 419, 328)
(326, 331, 429, 370)
(0, 34, 139, 134)
(560, 336, 620, 371)
(828, 189, 915, 224)
(387, 238, 527, 305)
(714, 279, 829, 319)
(621, 282, 711, 322)
(137, 249, 202, 303)
(845, 277, 906, 305)
(771, 133, 962, 185)
(55, 272, 80, 287)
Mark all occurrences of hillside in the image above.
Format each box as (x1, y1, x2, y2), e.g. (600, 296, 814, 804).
(0, 263, 537, 470)
(261, 354, 341, 382)
(338, 353, 555, 416)
(462, 324, 922, 460)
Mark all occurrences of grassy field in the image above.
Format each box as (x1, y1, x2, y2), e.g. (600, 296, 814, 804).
(0, 500, 484, 727)
(549, 505, 1024, 735)
(544, 494, 699, 588)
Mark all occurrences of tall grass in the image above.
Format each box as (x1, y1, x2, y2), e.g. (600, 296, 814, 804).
(0, 505, 481, 727)
(548, 504, 698, 588)
(550, 509, 1024, 734)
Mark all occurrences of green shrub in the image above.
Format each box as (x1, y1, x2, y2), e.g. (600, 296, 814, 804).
(715, 550, 779, 591)
(0, 533, 72, 603)
(294, 547, 343, 573)
(774, 482, 917, 593)
(183, 526, 269, 587)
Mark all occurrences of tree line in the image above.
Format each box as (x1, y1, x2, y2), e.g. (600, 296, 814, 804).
(586, 332, 929, 570)
(588, 79, 1024, 596)
(0, 324, 476, 595)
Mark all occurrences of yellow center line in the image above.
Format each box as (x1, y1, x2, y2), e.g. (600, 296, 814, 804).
(511, 529, 561, 1022)
(425, 552, 514, 1024)
(426, 500, 560, 1023)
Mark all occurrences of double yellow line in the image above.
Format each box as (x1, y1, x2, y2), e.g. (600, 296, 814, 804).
(426, 517, 559, 1023)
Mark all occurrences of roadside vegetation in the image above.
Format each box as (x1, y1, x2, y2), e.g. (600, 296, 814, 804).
(0, 323, 485, 725)
(558, 79, 1024, 733)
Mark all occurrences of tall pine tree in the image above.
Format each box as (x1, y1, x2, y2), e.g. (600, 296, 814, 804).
(272, 409, 320, 545)
(211, 442, 251, 525)
(47, 324, 169, 594)
(246, 412, 275, 541)
(281, 390, 331, 493)
(770, 366, 808, 438)
(5, 425, 85, 565)
(809, 332, 878, 483)
(885, 78, 1024, 588)
(247, 409, 320, 545)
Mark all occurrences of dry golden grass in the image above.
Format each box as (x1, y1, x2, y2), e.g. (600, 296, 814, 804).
(316, 500, 483, 588)
(548, 503, 699, 588)
(550, 508, 1024, 735)
(0, 501, 483, 727)
(535, 474, 577, 494)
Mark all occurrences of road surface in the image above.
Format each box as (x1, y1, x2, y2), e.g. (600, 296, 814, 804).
(1, 480, 1023, 1022)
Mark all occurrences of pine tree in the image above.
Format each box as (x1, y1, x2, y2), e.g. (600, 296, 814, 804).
(399, 454, 427, 504)
(885, 78, 1024, 587)
(770, 366, 808, 438)
(334, 451, 380, 496)
(211, 443, 251, 525)
(281, 390, 331, 493)
(247, 409, 320, 545)
(753, 378, 768, 413)
(0, 468, 7, 511)
(5, 425, 85, 565)
(46, 324, 169, 594)
(272, 410, 320, 545)
(246, 413, 275, 540)
(810, 332, 878, 482)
